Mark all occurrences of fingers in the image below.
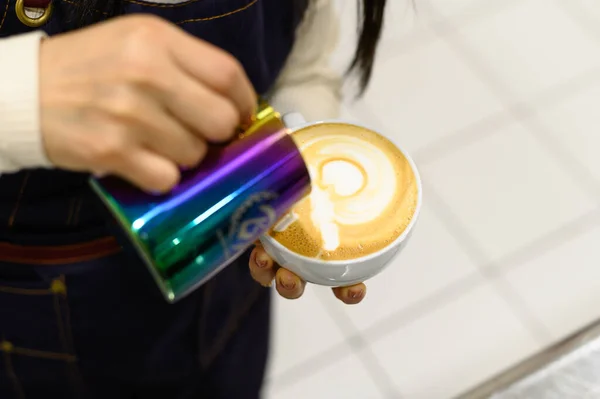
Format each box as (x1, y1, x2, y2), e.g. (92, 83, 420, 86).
(141, 116, 208, 169)
(128, 100, 208, 168)
(39, 15, 252, 190)
(248, 245, 367, 303)
(166, 34, 257, 122)
(249, 246, 276, 287)
(96, 84, 208, 168)
(332, 283, 367, 305)
(110, 149, 180, 193)
(163, 78, 243, 143)
(275, 268, 306, 300)
(249, 246, 306, 300)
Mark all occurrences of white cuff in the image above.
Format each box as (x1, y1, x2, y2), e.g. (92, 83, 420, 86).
(0, 31, 52, 170)
(271, 81, 341, 122)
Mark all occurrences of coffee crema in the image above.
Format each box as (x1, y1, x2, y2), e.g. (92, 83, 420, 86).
(268, 123, 419, 261)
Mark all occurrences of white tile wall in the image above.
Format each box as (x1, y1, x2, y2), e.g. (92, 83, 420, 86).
(334, 203, 480, 331)
(346, 35, 504, 154)
(265, 286, 349, 381)
(264, 351, 383, 399)
(266, 0, 600, 398)
(424, 0, 517, 22)
(570, 0, 600, 21)
(370, 284, 541, 398)
(452, 0, 600, 102)
(505, 225, 600, 340)
(421, 122, 596, 261)
(531, 80, 600, 181)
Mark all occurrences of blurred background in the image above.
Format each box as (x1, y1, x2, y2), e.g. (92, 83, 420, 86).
(263, 0, 600, 398)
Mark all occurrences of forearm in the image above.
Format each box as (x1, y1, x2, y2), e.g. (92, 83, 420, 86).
(269, 0, 342, 121)
(0, 31, 51, 173)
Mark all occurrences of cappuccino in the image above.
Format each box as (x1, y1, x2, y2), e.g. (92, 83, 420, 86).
(268, 123, 418, 261)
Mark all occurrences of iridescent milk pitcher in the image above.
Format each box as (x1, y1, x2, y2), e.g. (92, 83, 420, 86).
(90, 103, 311, 303)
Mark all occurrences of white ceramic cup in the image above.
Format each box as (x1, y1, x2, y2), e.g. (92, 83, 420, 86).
(259, 113, 422, 287)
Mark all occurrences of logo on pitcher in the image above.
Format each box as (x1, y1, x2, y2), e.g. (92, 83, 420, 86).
(226, 191, 279, 254)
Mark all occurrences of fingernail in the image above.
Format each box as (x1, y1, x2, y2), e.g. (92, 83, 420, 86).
(256, 253, 269, 268)
(279, 276, 296, 291)
(240, 114, 255, 131)
(261, 280, 273, 288)
(349, 289, 364, 300)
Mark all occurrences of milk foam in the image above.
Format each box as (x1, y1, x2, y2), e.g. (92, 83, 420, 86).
(321, 160, 363, 196)
(269, 123, 418, 261)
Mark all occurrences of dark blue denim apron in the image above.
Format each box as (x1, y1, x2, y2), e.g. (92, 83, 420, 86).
(0, 1, 307, 397)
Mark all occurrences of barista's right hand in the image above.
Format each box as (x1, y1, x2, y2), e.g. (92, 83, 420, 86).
(40, 15, 256, 193)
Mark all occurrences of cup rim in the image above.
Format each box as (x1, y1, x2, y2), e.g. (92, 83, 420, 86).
(260, 119, 423, 267)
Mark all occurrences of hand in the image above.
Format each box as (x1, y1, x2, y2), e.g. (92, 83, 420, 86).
(249, 243, 367, 305)
(39, 15, 256, 193)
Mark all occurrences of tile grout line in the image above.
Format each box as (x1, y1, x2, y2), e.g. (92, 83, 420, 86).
(315, 292, 405, 398)
(267, 209, 600, 392)
(356, 0, 600, 171)
(266, 201, 600, 395)
(420, 1, 600, 343)
(376, 0, 520, 65)
(356, 347, 405, 399)
(489, 275, 556, 341)
(265, 339, 354, 393)
(413, 67, 600, 167)
(422, 184, 555, 344)
(350, 67, 600, 174)
(272, 206, 600, 393)
(519, 116, 600, 200)
(266, 271, 485, 395)
(485, 208, 600, 277)
(270, 2, 600, 394)
(362, 273, 485, 344)
(553, 0, 600, 46)
(268, 199, 600, 394)
(423, 4, 600, 202)
(268, 2, 512, 390)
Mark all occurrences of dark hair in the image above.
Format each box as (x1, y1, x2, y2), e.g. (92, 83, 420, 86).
(349, 0, 387, 94)
(69, 0, 386, 94)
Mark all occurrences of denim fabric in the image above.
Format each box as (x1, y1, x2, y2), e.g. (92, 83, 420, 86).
(0, 249, 271, 398)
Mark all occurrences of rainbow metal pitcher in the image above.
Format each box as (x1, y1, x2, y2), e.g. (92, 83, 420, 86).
(90, 103, 311, 303)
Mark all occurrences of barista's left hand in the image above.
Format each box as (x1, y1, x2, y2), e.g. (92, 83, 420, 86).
(248, 243, 366, 305)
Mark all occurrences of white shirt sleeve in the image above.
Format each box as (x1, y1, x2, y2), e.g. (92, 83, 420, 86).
(269, 0, 342, 122)
(0, 31, 51, 173)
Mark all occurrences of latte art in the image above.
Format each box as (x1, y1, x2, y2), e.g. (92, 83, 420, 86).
(307, 135, 397, 251)
(269, 123, 418, 261)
